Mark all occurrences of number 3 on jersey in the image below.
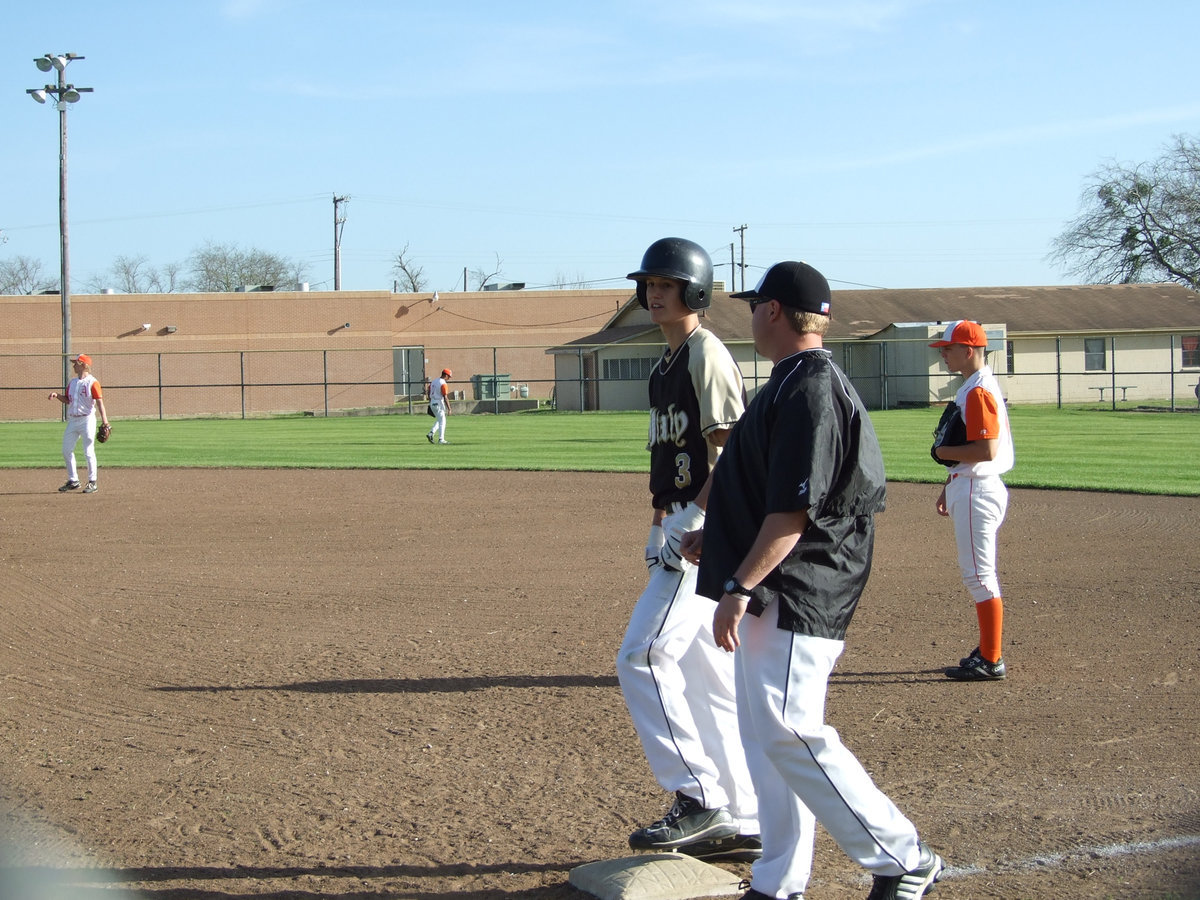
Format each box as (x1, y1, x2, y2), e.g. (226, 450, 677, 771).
(674, 452, 692, 489)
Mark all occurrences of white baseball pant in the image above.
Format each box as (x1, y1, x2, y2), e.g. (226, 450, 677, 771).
(617, 536, 757, 831)
(62, 414, 97, 484)
(736, 606, 922, 898)
(945, 473, 1008, 603)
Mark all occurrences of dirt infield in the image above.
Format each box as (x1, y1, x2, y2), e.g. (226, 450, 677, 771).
(1, 468, 1197, 900)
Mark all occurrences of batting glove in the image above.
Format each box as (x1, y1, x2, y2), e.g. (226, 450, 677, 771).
(660, 502, 705, 571)
(645, 524, 665, 572)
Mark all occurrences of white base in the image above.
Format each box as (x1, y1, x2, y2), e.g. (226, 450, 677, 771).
(569, 852, 744, 900)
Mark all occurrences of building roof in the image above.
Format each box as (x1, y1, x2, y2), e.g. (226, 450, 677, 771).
(557, 282, 1200, 348)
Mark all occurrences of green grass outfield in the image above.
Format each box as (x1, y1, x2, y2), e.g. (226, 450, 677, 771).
(2, 406, 1197, 496)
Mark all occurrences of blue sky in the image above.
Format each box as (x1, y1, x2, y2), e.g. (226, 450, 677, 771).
(4, 0, 1200, 294)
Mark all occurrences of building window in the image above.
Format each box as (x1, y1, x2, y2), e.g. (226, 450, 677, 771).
(1006, 340, 1015, 374)
(1084, 337, 1107, 372)
(1183, 335, 1200, 368)
(603, 357, 655, 380)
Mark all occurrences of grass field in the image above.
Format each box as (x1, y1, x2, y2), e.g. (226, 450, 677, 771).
(2, 406, 1197, 495)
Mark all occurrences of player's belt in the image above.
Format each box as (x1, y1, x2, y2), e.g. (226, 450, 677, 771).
(667, 501, 689, 514)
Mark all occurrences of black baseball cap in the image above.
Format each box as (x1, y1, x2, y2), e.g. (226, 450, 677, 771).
(731, 261, 831, 315)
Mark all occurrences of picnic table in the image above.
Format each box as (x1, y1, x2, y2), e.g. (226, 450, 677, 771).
(1090, 385, 1136, 401)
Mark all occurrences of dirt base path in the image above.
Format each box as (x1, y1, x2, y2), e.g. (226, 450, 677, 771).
(1, 469, 1196, 899)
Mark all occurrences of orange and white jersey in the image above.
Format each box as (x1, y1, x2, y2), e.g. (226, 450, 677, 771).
(950, 365, 1013, 478)
(66, 374, 102, 418)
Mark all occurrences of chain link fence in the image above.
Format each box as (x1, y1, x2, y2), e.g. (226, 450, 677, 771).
(3, 334, 1198, 422)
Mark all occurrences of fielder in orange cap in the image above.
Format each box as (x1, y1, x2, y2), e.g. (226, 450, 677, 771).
(48, 354, 111, 494)
(929, 321, 1015, 681)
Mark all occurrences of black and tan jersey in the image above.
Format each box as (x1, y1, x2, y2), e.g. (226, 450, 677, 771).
(647, 326, 745, 510)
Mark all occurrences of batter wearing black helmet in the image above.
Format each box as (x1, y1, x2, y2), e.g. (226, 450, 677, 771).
(615, 238, 759, 859)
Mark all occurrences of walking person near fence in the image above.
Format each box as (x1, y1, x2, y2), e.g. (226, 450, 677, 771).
(426, 368, 452, 444)
(48, 354, 111, 495)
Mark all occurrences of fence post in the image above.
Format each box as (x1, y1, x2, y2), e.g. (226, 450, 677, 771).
(157, 353, 164, 421)
(577, 348, 585, 412)
(1055, 337, 1062, 408)
(1109, 336, 1117, 410)
(240, 352, 246, 420)
(323, 350, 329, 417)
(878, 340, 888, 410)
(493, 346, 500, 415)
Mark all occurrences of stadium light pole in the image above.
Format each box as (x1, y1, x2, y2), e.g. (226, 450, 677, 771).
(28, 52, 92, 398)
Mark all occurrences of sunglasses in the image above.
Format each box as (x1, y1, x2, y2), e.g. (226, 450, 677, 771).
(749, 298, 773, 311)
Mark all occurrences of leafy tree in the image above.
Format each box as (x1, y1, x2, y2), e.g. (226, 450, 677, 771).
(84, 254, 181, 293)
(391, 242, 427, 292)
(1051, 134, 1200, 289)
(0, 255, 55, 295)
(184, 241, 306, 292)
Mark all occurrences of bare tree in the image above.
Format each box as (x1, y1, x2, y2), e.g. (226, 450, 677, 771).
(1051, 134, 1200, 289)
(84, 254, 182, 294)
(184, 241, 307, 292)
(391, 242, 427, 292)
(470, 252, 504, 290)
(551, 270, 589, 289)
(0, 255, 55, 295)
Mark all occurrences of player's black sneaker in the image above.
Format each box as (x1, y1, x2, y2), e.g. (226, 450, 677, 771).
(678, 832, 762, 861)
(426, 432, 435, 443)
(959, 646, 982, 667)
(738, 883, 804, 900)
(628, 791, 738, 851)
(865, 841, 944, 899)
(58, 480, 81, 492)
(946, 652, 1006, 680)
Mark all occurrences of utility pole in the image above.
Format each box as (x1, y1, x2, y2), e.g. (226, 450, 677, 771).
(333, 194, 349, 290)
(733, 224, 748, 291)
(28, 53, 92, 403)
(728, 243, 735, 291)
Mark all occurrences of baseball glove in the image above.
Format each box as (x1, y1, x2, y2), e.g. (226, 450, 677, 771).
(930, 402, 965, 466)
(97, 422, 112, 443)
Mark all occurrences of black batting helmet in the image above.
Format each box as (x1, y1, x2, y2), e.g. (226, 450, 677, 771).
(627, 237, 714, 311)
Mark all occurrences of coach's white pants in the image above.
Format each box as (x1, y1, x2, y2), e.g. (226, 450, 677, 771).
(737, 607, 921, 898)
(945, 473, 1008, 603)
(62, 414, 97, 483)
(617, 561, 757, 831)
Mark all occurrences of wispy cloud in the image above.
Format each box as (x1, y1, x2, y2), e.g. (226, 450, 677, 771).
(784, 105, 1200, 173)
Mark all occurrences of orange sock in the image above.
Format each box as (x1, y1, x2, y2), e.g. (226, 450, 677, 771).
(976, 597, 1003, 663)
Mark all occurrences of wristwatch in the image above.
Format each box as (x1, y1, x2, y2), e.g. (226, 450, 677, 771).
(723, 577, 752, 600)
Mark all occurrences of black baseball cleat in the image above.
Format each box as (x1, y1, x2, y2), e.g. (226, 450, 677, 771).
(628, 791, 738, 851)
(678, 832, 762, 861)
(738, 883, 804, 900)
(946, 651, 1006, 681)
(426, 432, 435, 443)
(59, 480, 81, 492)
(866, 841, 944, 899)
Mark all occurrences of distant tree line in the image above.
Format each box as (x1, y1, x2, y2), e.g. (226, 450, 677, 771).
(0, 242, 307, 295)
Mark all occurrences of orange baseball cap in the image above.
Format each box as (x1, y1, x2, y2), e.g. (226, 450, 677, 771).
(72, 353, 92, 366)
(442, 368, 453, 377)
(929, 321, 987, 348)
